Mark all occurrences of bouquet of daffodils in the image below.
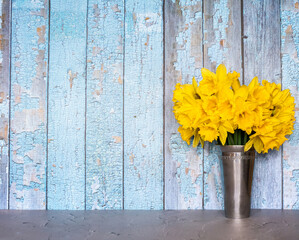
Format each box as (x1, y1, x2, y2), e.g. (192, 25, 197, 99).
(173, 64, 295, 153)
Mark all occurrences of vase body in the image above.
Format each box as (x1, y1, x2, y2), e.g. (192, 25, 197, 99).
(221, 145, 255, 219)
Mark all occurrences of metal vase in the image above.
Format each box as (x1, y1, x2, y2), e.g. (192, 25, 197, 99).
(221, 145, 255, 219)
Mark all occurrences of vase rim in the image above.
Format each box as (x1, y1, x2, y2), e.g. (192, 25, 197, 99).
(221, 145, 247, 152)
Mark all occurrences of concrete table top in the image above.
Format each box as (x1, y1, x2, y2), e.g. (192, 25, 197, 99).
(0, 210, 298, 240)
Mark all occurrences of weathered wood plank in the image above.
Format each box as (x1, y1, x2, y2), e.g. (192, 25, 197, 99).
(281, 0, 299, 210)
(9, 0, 48, 209)
(86, 0, 124, 210)
(203, 0, 242, 209)
(0, 0, 10, 209)
(48, 0, 87, 210)
(243, 0, 282, 209)
(124, 0, 163, 209)
(164, 0, 203, 210)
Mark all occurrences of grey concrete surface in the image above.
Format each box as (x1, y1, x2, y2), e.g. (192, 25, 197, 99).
(0, 210, 298, 240)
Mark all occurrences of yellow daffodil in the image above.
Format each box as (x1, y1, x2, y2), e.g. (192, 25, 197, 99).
(244, 79, 295, 153)
(178, 126, 195, 145)
(173, 64, 295, 154)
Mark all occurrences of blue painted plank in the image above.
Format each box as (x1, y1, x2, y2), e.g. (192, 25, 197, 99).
(164, 0, 204, 209)
(203, 0, 242, 209)
(243, 0, 282, 209)
(9, 0, 48, 209)
(0, 0, 10, 209)
(281, 0, 299, 209)
(124, 0, 163, 209)
(48, 0, 87, 210)
(86, 0, 124, 210)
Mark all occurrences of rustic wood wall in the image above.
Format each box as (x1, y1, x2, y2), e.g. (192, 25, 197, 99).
(0, 0, 298, 210)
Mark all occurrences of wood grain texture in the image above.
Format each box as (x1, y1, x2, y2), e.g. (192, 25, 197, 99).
(86, 0, 124, 210)
(48, 0, 87, 210)
(203, 0, 242, 209)
(0, 0, 298, 211)
(164, 0, 203, 210)
(243, 0, 282, 209)
(0, 0, 10, 209)
(124, 0, 163, 209)
(281, 0, 299, 210)
(10, 0, 48, 209)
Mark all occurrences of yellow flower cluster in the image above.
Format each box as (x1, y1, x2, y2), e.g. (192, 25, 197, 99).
(173, 64, 295, 153)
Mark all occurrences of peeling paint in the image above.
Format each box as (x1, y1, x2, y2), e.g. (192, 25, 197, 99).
(164, 0, 204, 210)
(10, 0, 48, 209)
(282, 0, 299, 209)
(37, 25, 46, 44)
(92, 46, 101, 57)
(0, 114, 8, 142)
(30, 3, 47, 19)
(91, 177, 100, 194)
(47, 0, 86, 210)
(170, 133, 203, 209)
(86, 0, 124, 210)
(10, 182, 46, 210)
(12, 109, 45, 133)
(206, 0, 229, 67)
(111, 4, 121, 13)
(68, 70, 78, 89)
(96, 158, 101, 166)
(118, 75, 123, 84)
(112, 136, 122, 143)
(124, 0, 163, 210)
(129, 153, 135, 165)
(204, 143, 223, 209)
(0, 0, 10, 209)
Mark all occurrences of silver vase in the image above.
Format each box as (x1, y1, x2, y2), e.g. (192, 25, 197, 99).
(220, 145, 255, 219)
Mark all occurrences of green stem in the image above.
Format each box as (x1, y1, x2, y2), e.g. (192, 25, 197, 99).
(238, 130, 241, 145)
(228, 133, 234, 145)
(242, 131, 244, 145)
(234, 130, 237, 145)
